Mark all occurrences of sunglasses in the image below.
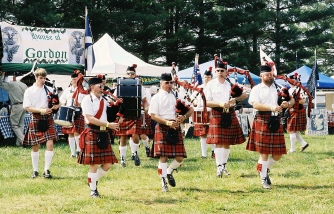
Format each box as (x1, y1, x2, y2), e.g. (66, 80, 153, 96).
(164, 81, 174, 85)
(127, 72, 136, 75)
(216, 69, 226, 72)
(95, 84, 102, 88)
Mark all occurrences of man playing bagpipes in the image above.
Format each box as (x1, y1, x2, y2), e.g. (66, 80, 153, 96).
(78, 77, 119, 198)
(204, 61, 248, 178)
(148, 73, 194, 192)
(59, 70, 86, 157)
(23, 68, 60, 179)
(286, 73, 309, 153)
(246, 65, 295, 189)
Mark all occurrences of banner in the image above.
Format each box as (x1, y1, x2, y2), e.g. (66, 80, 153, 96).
(1, 22, 85, 65)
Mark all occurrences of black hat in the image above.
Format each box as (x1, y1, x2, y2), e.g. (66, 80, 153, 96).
(216, 62, 227, 70)
(204, 67, 213, 76)
(160, 73, 172, 81)
(260, 65, 272, 73)
(13, 71, 22, 77)
(88, 77, 102, 86)
(127, 64, 137, 72)
(71, 70, 80, 78)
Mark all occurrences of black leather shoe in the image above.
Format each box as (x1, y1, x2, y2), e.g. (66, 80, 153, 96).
(167, 173, 176, 187)
(145, 146, 150, 157)
(43, 170, 52, 179)
(133, 151, 141, 166)
(31, 171, 39, 178)
(266, 169, 271, 185)
(301, 144, 309, 152)
(90, 189, 100, 198)
(211, 151, 215, 159)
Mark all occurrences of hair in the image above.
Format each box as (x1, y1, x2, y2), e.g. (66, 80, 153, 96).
(34, 68, 47, 77)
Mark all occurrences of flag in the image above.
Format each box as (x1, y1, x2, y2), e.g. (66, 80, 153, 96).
(84, 8, 95, 75)
(306, 57, 319, 98)
(193, 57, 202, 85)
(260, 47, 277, 75)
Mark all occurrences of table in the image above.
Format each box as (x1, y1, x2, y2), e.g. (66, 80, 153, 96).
(0, 114, 62, 139)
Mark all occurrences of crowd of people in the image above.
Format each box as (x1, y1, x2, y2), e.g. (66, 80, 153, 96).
(0, 58, 311, 198)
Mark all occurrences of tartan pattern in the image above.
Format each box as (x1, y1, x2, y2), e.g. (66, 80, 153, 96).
(115, 114, 152, 136)
(286, 108, 307, 132)
(23, 113, 58, 146)
(206, 110, 245, 145)
(150, 123, 187, 158)
(246, 114, 286, 155)
(193, 124, 209, 136)
(133, 114, 153, 135)
(61, 114, 85, 134)
(114, 118, 136, 136)
(78, 128, 118, 165)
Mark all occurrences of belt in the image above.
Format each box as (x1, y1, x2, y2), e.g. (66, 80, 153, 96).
(12, 102, 23, 105)
(255, 111, 272, 115)
(87, 124, 108, 132)
(211, 107, 235, 113)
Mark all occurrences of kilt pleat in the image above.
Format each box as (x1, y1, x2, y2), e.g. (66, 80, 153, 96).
(150, 123, 187, 158)
(61, 114, 85, 134)
(115, 114, 153, 136)
(78, 128, 118, 165)
(246, 114, 286, 155)
(23, 113, 58, 146)
(193, 124, 209, 136)
(207, 110, 245, 145)
(286, 108, 307, 132)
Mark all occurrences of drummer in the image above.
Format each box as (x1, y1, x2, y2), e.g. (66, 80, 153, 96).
(191, 67, 215, 158)
(115, 64, 151, 167)
(59, 70, 86, 157)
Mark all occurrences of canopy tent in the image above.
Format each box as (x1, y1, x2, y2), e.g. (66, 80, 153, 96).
(178, 60, 260, 85)
(286, 65, 334, 89)
(90, 33, 172, 77)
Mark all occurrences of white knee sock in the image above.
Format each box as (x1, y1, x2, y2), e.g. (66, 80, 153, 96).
(260, 160, 268, 180)
(200, 137, 207, 157)
(158, 162, 167, 178)
(167, 159, 182, 174)
(215, 148, 224, 166)
(96, 166, 108, 181)
(31, 151, 39, 172)
(296, 132, 307, 147)
(141, 137, 149, 147)
(222, 148, 230, 164)
(74, 136, 80, 152)
(68, 137, 76, 155)
(44, 150, 54, 171)
(119, 146, 127, 158)
(289, 133, 296, 152)
(130, 137, 139, 153)
(88, 172, 97, 191)
(211, 144, 216, 151)
(267, 156, 277, 169)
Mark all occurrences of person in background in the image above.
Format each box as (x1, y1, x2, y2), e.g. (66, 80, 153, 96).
(78, 77, 119, 198)
(246, 65, 294, 189)
(0, 71, 28, 146)
(23, 68, 60, 179)
(149, 73, 193, 192)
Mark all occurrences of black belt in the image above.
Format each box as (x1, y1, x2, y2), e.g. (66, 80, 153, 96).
(255, 111, 272, 115)
(87, 124, 108, 132)
(12, 102, 23, 105)
(212, 107, 235, 113)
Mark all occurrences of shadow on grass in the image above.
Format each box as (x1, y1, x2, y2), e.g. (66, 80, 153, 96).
(276, 183, 334, 190)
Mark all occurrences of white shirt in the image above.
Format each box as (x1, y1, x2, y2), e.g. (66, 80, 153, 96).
(23, 83, 53, 109)
(248, 82, 278, 108)
(289, 86, 306, 100)
(81, 93, 108, 124)
(60, 85, 86, 107)
(148, 89, 177, 120)
(204, 78, 231, 103)
(191, 84, 211, 111)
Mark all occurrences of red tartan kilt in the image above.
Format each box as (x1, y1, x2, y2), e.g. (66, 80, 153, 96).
(78, 128, 118, 165)
(23, 113, 58, 146)
(134, 114, 153, 135)
(61, 114, 85, 134)
(115, 114, 153, 136)
(246, 114, 286, 155)
(193, 124, 209, 136)
(115, 118, 136, 136)
(206, 110, 245, 145)
(286, 108, 307, 132)
(149, 123, 187, 158)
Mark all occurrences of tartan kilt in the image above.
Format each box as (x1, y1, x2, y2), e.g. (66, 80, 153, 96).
(61, 114, 85, 135)
(114, 118, 136, 136)
(78, 128, 118, 165)
(149, 123, 187, 159)
(246, 114, 286, 155)
(193, 123, 209, 136)
(133, 114, 153, 135)
(23, 113, 58, 146)
(286, 108, 307, 132)
(206, 110, 245, 145)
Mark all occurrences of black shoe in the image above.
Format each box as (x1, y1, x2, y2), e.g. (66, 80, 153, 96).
(31, 171, 39, 178)
(161, 177, 169, 192)
(211, 151, 215, 159)
(133, 151, 141, 166)
(120, 156, 126, 168)
(90, 189, 100, 198)
(301, 143, 309, 152)
(262, 178, 271, 189)
(43, 170, 52, 179)
(222, 163, 230, 176)
(266, 169, 271, 185)
(145, 146, 150, 157)
(216, 165, 223, 178)
(167, 173, 176, 187)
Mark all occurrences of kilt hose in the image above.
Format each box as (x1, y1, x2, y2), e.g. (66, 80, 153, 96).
(193, 123, 209, 137)
(78, 128, 118, 165)
(23, 113, 58, 146)
(246, 114, 287, 155)
(149, 123, 187, 159)
(286, 108, 307, 132)
(61, 114, 85, 135)
(206, 110, 245, 145)
(115, 114, 153, 136)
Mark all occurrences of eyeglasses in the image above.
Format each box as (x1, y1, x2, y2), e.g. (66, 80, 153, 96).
(216, 69, 226, 72)
(127, 72, 136, 75)
(95, 84, 102, 88)
(164, 81, 174, 85)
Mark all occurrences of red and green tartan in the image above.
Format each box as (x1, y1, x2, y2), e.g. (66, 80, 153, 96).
(61, 114, 85, 135)
(246, 114, 287, 155)
(286, 108, 307, 132)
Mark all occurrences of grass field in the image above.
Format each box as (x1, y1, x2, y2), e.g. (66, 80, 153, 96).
(0, 134, 333, 214)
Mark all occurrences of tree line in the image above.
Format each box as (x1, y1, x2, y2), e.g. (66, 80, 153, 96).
(1, 0, 334, 76)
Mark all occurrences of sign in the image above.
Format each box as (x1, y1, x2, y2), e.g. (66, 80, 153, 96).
(1, 22, 85, 65)
(306, 109, 328, 136)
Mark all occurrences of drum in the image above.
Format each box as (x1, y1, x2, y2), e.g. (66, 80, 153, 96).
(53, 106, 75, 126)
(192, 110, 210, 124)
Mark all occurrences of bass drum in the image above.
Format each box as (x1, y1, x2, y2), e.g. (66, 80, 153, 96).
(53, 106, 75, 126)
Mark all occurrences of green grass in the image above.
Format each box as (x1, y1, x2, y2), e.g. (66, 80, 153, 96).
(0, 134, 334, 214)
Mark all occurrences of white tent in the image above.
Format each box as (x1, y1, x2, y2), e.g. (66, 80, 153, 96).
(90, 33, 172, 77)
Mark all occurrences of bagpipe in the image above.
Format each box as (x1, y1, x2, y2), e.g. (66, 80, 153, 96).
(46, 80, 60, 114)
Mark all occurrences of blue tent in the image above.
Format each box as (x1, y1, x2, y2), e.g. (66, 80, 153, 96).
(178, 60, 260, 85)
(286, 65, 334, 89)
